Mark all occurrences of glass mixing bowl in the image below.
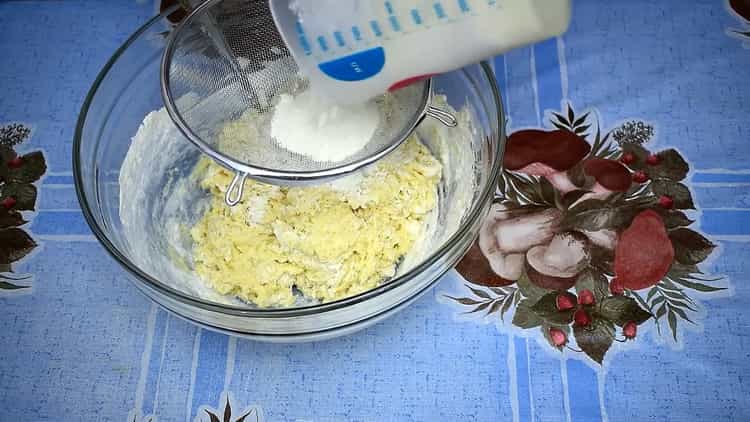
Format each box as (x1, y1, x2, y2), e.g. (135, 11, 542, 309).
(74, 8, 505, 342)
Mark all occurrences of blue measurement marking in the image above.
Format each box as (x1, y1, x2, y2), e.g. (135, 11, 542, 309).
(351, 25, 362, 41)
(370, 20, 383, 37)
(389, 15, 401, 31)
(488, 0, 496, 5)
(434, 2, 447, 18)
(458, 0, 471, 13)
(295, 21, 312, 55)
(317, 35, 329, 52)
(411, 9, 423, 25)
(333, 31, 346, 47)
(384, 1, 394, 14)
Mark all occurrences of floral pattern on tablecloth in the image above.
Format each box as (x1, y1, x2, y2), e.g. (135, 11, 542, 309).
(0, 122, 46, 293)
(448, 104, 729, 364)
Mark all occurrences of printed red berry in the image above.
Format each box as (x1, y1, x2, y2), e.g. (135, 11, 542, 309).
(610, 278, 625, 295)
(1, 196, 17, 210)
(556, 293, 577, 311)
(7, 157, 22, 168)
(646, 154, 661, 165)
(632, 171, 649, 183)
(578, 289, 595, 305)
(574, 309, 592, 327)
(549, 328, 568, 348)
(623, 321, 637, 339)
(659, 195, 674, 209)
(620, 153, 636, 165)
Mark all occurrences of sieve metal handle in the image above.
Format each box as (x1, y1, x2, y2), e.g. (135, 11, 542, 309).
(425, 106, 458, 127)
(225, 171, 248, 206)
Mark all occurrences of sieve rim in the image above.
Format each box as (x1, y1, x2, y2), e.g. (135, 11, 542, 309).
(160, 0, 432, 182)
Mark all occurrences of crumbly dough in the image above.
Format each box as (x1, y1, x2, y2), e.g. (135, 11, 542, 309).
(190, 136, 442, 308)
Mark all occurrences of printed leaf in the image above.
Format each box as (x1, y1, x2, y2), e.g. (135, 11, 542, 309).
(464, 302, 492, 314)
(670, 306, 695, 324)
(669, 228, 716, 265)
(488, 298, 504, 315)
(1, 183, 37, 211)
(531, 293, 575, 324)
(661, 210, 694, 229)
(598, 296, 652, 326)
(6, 151, 46, 183)
(667, 262, 701, 278)
(573, 318, 615, 364)
(490, 287, 510, 296)
(0, 209, 27, 228)
(553, 112, 570, 127)
(630, 291, 652, 313)
(655, 303, 668, 320)
(205, 410, 221, 422)
(652, 149, 689, 182)
(467, 286, 491, 299)
(0, 228, 37, 265)
(575, 271, 610, 300)
(0, 280, 29, 290)
(561, 190, 590, 210)
(512, 300, 544, 329)
(567, 198, 607, 214)
(552, 121, 569, 132)
(497, 172, 507, 193)
(445, 296, 482, 305)
(516, 271, 549, 302)
(235, 409, 256, 422)
(575, 124, 591, 135)
(670, 277, 725, 292)
(573, 112, 590, 128)
(651, 296, 666, 308)
(562, 204, 640, 232)
(667, 310, 678, 341)
(588, 245, 615, 276)
(539, 177, 558, 207)
(567, 105, 575, 124)
(0, 145, 17, 164)
(650, 180, 695, 210)
(224, 399, 232, 422)
(500, 294, 514, 321)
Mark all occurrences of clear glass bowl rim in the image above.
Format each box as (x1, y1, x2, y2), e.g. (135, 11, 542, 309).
(73, 6, 506, 319)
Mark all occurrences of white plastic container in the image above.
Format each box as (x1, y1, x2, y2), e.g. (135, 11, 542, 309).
(271, 0, 571, 104)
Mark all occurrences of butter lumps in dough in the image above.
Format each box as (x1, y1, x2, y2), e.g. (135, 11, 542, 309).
(190, 136, 442, 308)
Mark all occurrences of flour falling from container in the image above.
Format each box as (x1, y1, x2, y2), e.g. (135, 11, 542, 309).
(269, 90, 381, 163)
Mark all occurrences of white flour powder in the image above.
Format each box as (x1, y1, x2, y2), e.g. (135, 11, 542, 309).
(270, 90, 380, 162)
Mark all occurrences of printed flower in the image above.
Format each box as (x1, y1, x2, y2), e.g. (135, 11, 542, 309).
(578, 158, 631, 202)
(526, 232, 590, 290)
(0, 123, 45, 290)
(503, 129, 590, 194)
(457, 203, 561, 286)
(449, 104, 726, 364)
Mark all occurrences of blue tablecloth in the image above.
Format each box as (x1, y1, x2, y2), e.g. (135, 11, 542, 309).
(2, 1, 750, 420)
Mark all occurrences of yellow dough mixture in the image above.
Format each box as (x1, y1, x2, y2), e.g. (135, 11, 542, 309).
(190, 136, 442, 308)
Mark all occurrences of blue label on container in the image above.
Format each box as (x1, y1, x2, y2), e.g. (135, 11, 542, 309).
(318, 47, 386, 82)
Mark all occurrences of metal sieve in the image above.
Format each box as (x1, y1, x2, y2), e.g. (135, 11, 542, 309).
(160, 0, 457, 206)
